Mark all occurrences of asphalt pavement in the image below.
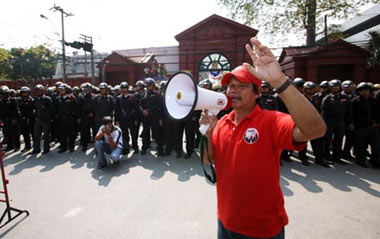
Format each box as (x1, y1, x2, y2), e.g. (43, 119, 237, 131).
(1, 141, 379, 239)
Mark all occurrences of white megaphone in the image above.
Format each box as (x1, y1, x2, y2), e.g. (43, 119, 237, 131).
(164, 72, 230, 135)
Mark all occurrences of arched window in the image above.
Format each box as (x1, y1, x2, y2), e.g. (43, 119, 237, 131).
(198, 53, 231, 82)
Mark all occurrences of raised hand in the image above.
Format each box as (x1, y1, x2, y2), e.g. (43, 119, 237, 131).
(243, 38, 285, 86)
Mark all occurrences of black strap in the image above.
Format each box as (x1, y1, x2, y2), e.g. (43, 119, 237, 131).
(200, 136, 216, 184)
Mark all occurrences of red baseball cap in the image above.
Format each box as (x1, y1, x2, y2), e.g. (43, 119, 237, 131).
(221, 65, 262, 91)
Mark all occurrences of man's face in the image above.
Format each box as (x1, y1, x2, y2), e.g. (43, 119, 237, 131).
(320, 87, 329, 94)
(100, 88, 107, 95)
(261, 86, 269, 94)
(84, 88, 91, 95)
(147, 85, 154, 91)
(226, 77, 259, 110)
(358, 89, 370, 99)
(343, 86, 353, 94)
(21, 92, 28, 98)
(296, 86, 304, 94)
(121, 88, 128, 94)
(35, 90, 43, 97)
(305, 88, 315, 96)
(330, 85, 340, 94)
(59, 88, 66, 96)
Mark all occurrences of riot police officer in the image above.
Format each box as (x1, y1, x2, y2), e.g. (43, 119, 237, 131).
(78, 83, 95, 152)
(115, 81, 138, 154)
(321, 79, 354, 165)
(139, 78, 163, 155)
(352, 82, 380, 167)
(303, 81, 330, 167)
(0, 86, 20, 151)
(30, 84, 54, 154)
(133, 80, 146, 153)
(341, 80, 356, 160)
(55, 84, 77, 153)
(18, 87, 35, 152)
(94, 82, 115, 132)
(258, 81, 276, 110)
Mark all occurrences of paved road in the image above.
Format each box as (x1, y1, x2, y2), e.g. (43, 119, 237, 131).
(1, 142, 380, 239)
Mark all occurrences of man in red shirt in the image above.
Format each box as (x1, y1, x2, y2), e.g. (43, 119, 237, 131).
(200, 38, 326, 239)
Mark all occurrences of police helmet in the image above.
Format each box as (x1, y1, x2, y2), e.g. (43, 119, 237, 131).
(198, 79, 212, 89)
(99, 82, 108, 89)
(34, 84, 44, 91)
(159, 81, 167, 89)
(329, 79, 341, 87)
(58, 83, 68, 90)
(342, 80, 354, 88)
(9, 89, 17, 96)
(81, 83, 91, 91)
(319, 81, 329, 88)
(356, 82, 371, 92)
(144, 78, 156, 86)
(293, 77, 305, 88)
(0, 85, 10, 94)
(374, 84, 380, 90)
(136, 80, 145, 87)
(55, 81, 63, 88)
(48, 87, 55, 94)
(72, 86, 80, 92)
(120, 82, 129, 89)
(303, 81, 316, 89)
(20, 86, 31, 93)
(261, 81, 270, 87)
(114, 85, 121, 91)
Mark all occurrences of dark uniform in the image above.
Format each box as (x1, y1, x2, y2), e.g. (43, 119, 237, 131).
(352, 83, 380, 167)
(32, 85, 54, 154)
(140, 79, 162, 155)
(115, 84, 138, 154)
(77, 87, 95, 151)
(259, 81, 276, 110)
(321, 81, 353, 164)
(94, 92, 114, 132)
(18, 88, 35, 151)
(133, 84, 145, 153)
(0, 86, 20, 151)
(55, 87, 77, 152)
(341, 81, 356, 159)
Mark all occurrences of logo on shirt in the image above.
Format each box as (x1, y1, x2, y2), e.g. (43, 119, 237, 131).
(243, 128, 259, 144)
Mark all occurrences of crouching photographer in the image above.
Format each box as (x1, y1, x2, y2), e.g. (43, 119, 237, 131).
(94, 116, 123, 169)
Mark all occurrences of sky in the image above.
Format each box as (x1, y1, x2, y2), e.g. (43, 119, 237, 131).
(1, 0, 376, 56)
(1, 0, 234, 54)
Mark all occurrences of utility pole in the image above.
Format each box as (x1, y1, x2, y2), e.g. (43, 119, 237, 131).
(50, 4, 73, 83)
(324, 15, 328, 45)
(80, 34, 95, 85)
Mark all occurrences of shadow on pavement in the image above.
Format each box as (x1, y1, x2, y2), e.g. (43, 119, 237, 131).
(280, 153, 380, 198)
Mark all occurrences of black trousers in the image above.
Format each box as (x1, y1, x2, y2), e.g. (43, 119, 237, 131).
(184, 118, 197, 154)
(58, 117, 75, 150)
(120, 118, 138, 150)
(162, 116, 182, 154)
(33, 119, 51, 152)
(3, 120, 20, 149)
(324, 121, 346, 160)
(310, 137, 324, 161)
(141, 115, 162, 151)
(80, 116, 94, 148)
(218, 219, 284, 239)
(19, 117, 35, 149)
(353, 127, 380, 164)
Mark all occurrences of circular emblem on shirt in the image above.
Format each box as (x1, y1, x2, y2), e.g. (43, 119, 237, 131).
(243, 128, 259, 144)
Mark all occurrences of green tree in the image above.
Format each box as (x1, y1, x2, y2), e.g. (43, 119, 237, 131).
(0, 48, 12, 80)
(367, 30, 380, 67)
(217, 0, 380, 46)
(10, 45, 58, 80)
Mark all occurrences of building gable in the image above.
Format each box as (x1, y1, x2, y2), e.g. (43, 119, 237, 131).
(175, 14, 258, 41)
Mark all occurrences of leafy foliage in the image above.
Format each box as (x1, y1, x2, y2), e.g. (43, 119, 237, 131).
(367, 30, 380, 67)
(217, 0, 380, 46)
(7, 45, 58, 80)
(0, 48, 12, 80)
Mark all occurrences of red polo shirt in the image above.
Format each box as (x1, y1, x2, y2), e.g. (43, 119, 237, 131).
(212, 105, 306, 238)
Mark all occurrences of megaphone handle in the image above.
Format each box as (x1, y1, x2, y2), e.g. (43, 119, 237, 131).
(199, 109, 219, 135)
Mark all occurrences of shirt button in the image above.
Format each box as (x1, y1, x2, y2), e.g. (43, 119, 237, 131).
(233, 128, 235, 131)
